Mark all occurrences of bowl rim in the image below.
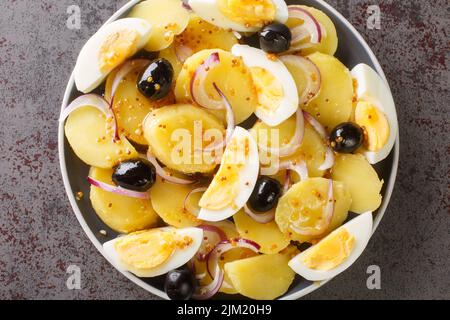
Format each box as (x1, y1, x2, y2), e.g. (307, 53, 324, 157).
(58, 0, 400, 300)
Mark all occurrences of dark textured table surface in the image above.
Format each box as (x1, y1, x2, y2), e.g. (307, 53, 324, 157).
(0, 0, 448, 300)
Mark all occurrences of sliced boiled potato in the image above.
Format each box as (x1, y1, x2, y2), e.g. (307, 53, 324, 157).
(251, 116, 328, 177)
(224, 250, 296, 300)
(332, 154, 383, 213)
(89, 167, 158, 233)
(233, 210, 290, 254)
(175, 49, 258, 124)
(128, 0, 190, 52)
(104, 62, 175, 145)
(143, 104, 224, 174)
(149, 176, 201, 228)
(286, 5, 338, 56)
(160, 15, 239, 80)
(275, 177, 352, 243)
(65, 106, 138, 168)
(304, 52, 353, 131)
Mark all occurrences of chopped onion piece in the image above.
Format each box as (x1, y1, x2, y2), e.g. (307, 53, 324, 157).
(190, 52, 223, 109)
(60, 94, 119, 141)
(290, 179, 334, 236)
(257, 109, 304, 158)
(244, 204, 275, 224)
(87, 177, 150, 199)
(146, 152, 196, 185)
(110, 59, 150, 103)
(175, 44, 193, 63)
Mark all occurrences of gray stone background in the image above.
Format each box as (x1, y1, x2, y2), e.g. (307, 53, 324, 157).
(0, 0, 448, 300)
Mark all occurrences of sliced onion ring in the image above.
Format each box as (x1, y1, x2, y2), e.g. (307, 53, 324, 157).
(190, 52, 223, 109)
(200, 83, 235, 152)
(206, 238, 261, 279)
(257, 109, 304, 158)
(302, 111, 335, 170)
(280, 56, 321, 105)
(183, 187, 207, 216)
(244, 204, 275, 224)
(288, 160, 309, 181)
(195, 225, 227, 261)
(146, 152, 196, 185)
(110, 59, 150, 104)
(288, 6, 323, 44)
(87, 177, 150, 199)
(181, 0, 192, 11)
(283, 169, 292, 194)
(289, 179, 334, 236)
(60, 94, 120, 142)
(192, 262, 224, 300)
(290, 25, 310, 44)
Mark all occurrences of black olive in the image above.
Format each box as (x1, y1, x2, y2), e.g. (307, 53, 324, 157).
(112, 159, 156, 192)
(137, 58, 173, 100)
(259, 23, 292, 54)
(329, 122, 365, 153)
(164, 269, 196, 300)
(249, 177, 283, 212)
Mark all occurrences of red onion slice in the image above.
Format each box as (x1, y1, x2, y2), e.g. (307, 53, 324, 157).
(290, 25, 310, 44)
(283, 170, 291, 194)
(192, 262, 224, 300)
(175, 44, 193, 63)
(257, 109, 304, 158)
(110, 59, 150, 104)
(302, 111, 335, 170)
(206, 238, 261, 278)
(182, 0, 192, 11)
(190, 52, 223, 109)
(200, 83, 235, 152)
(60, 94, 110, 122)
(289, 179, 334, 236)
(244, 204, 275, 224)
(288, 6, 323, 44)
(146, 152, 196, 185)
(87, 177, 150, 199)
(60, 94, 120, 142)
(196, 225, 227, 261)
(183, 187, 207, 217)
(288, 160, 309, 181)
(280, 56, 321, 105)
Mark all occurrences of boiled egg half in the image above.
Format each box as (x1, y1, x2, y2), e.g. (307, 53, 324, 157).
(198, 127, 260, 222)
(74, 18, 152, 93)
(188, 0, 288, 32)
(351, 64, 398, 164)
(232, 45, 299, 126)
(103, 227, 203, 277)
(288, 212, 373, 281)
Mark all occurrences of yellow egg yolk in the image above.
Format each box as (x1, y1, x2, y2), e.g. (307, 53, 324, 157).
(218, 0, 276, 27)
(114, 230, 193, 270)
(199, 136, 250, 211)
(250, 67, 284, 113)
(99, 29, 139, 72)
(301, 228, 355, 271)
(355, 100, 390, 152)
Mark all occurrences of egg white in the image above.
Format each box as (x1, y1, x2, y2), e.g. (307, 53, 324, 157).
(288, 212, 373, 281)
(198, 127, 260, 222)
(232, 44, 299, 126)
(103, 227, 203, 278)
(74, 18, 152, 93)
(188, 0, 288, 32)
(351, 64, 398, 164)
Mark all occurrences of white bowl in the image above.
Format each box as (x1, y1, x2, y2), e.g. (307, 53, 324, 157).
(58, 0, 399, 300)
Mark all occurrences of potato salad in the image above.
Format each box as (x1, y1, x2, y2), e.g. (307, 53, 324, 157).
(60, 0, 397, 300)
